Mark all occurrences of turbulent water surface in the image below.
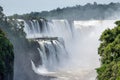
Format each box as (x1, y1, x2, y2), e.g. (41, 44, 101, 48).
(22, 19, 116, 80)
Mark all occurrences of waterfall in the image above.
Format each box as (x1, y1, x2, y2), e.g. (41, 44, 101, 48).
(32, 39, 68, 72)
(24, 19, 48, 38)
(23, 19, 72, 74)
(24, 19, 73, 41)
(23, 19, 116, 80)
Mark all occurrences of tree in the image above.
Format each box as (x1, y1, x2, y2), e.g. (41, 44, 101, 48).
(0, 6, 4, 20)
(0, 29, 14, 80)
(97, 21, 120, 80)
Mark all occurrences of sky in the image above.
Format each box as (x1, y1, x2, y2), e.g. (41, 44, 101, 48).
(0, 0, 120, 16)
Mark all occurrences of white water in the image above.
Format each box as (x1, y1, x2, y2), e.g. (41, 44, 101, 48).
(24, 19, 72, 41)
(23, 19, 116, 80)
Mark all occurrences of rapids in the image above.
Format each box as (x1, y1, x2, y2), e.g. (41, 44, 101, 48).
(23, 19, 116, 80)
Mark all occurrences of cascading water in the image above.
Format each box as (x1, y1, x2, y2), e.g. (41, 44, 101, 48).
(24, 19, 73, 41)
(23, 19, 117, 80)
(23, 19, 72, 75)
(24, 19, 48, 38)
(31, 39, 68, 73)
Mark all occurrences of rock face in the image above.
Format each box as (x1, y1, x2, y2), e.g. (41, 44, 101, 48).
(0, 29, 14, 80)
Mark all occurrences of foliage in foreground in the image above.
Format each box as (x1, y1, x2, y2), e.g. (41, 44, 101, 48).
(0, 29, 14, 80)
(97, 21, 120, 80)
(0, 5, 44, 80)
(0, 5, 26, 80)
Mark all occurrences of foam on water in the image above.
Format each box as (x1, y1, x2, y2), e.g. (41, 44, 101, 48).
(23, 19, 117, 80)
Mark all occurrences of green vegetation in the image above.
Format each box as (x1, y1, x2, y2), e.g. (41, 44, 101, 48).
(10, 2, 120, 20)
(0, 5, 28, 80)
(0, 29, 14, 80)
(9, 12, 46, 21)
(0, 6, 15, 80)
(0, 5, 44, 80)
(97, 21, 120, 80)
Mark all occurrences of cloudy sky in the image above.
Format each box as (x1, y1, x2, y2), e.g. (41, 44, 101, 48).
(0, 0, 120, 15)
